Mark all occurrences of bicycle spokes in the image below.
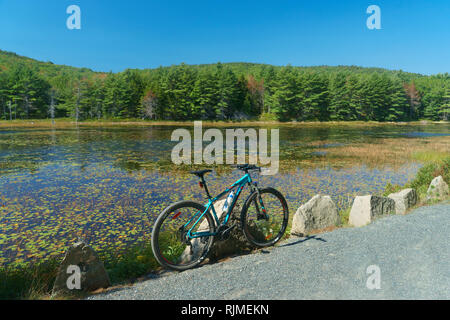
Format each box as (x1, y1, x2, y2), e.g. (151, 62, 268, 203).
(245, 190, 286, 245)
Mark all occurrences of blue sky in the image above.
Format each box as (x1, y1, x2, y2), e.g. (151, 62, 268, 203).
(0, 0, 448, 74)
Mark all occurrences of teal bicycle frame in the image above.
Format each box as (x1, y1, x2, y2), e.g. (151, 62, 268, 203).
(184, 173, 255, 239)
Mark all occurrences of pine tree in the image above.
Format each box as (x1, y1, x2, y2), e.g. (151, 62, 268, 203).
(271, 66, 300, 121)
(192, 70, 218, 120)
(328, 73, 350, 121)
(215, 64, 240, 120)
(260, 65, 277, 114)
(386, 79, 408, 121)
(439, 87, 450, 121)
(3, 64, 50, 119)
(301, 72, 329, 121)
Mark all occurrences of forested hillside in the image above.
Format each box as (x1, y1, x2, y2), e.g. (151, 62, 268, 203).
(0, 49, 449, 122)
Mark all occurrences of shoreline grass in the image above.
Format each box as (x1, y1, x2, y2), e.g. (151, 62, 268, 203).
(311, 136, 450, 168)
(0, 118, 448, 129)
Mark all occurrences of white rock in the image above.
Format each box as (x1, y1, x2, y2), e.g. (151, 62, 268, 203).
(388, 188, 418, 215)
(180, 200, 225, 263)
(427, 176, 449, 201)
(349, 195, 396, 227)
(291, 195, 339, 237)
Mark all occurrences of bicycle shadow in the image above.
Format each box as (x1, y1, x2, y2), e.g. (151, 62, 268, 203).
(278, 235, 327, 248)
(210, 235, 328, 262)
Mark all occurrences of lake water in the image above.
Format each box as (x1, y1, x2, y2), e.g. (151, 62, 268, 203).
(0, 123, 449, 266)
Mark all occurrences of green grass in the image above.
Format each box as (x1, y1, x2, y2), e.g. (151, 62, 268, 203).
(339, 207, 352, 227)
(382, 183, 404, 197)
(0, 260, 59, 300)
(412, 151, 450, 163)
(101, 242, 160, 285)
(258, 113, 278, 122)
(1, 118, 445, 128)
(410, 157, 450, 198)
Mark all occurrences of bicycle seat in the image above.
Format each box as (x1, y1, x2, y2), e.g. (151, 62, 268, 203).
(236, 164, 261, 172)
(190, 169, 213, 178)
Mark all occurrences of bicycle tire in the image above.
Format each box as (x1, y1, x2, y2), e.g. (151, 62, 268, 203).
(240, 187, 289, 247)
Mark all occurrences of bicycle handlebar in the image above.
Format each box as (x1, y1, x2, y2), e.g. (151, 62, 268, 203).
(234, 164, 262, 173)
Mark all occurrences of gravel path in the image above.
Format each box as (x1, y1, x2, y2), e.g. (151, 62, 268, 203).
(89, 203, 450, 300)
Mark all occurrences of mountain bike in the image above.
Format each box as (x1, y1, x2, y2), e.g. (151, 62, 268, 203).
(151, 164, 289, 271)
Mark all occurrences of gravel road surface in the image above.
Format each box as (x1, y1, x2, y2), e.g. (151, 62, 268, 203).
(89, 203, 450, 300)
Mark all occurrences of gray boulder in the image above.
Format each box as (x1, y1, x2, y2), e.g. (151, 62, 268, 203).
(52, 241, 111, 296)
(291, 195, 339, 237)
(349, 195, 396, 227)
(427, 176, 449, 201)
(388, 188, 418, 215)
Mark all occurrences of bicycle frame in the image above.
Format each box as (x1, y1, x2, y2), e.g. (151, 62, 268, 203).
(184, 173, 254, 239)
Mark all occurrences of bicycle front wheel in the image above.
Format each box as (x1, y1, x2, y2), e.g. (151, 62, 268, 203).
(241, 187, 289, 247)
(151, 201, 215, 271)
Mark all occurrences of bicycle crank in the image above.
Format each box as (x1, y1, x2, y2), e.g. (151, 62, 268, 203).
(217, 224, 237, 241)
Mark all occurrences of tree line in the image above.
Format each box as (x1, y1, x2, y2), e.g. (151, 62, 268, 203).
(0, 50, 449, 122)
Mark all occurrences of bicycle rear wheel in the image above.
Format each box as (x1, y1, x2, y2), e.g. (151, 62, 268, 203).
(241, 187, 289, 247)
(151, 201, 215, 271)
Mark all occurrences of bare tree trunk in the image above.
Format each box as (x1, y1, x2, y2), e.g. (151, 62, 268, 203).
(8, 101, 12, 121)
(97, 102, 101, 120)
(24, 95, 30, 119)
(410, 96, 413, 119)
(49, 90, 56, 125)
(75, 87, 80, 123)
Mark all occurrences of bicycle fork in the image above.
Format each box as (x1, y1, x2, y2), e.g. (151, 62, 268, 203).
(250, 183, 269, 221)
